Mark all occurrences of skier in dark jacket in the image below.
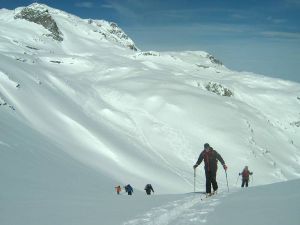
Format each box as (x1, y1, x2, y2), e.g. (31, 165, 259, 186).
(193, 143, 227, 196)
(144, 184, 154, 195)
(124, 184, 133, 195)
(239, 166, 253, 188)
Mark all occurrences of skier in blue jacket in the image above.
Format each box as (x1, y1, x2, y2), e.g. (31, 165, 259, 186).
(124, 184, 133, 195)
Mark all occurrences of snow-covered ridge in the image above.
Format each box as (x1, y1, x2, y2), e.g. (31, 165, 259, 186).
(9, 3, 138, 50)
(87, 19, 138, 51)
(0, 4, 300, 224)
(1, 2, 300, 189)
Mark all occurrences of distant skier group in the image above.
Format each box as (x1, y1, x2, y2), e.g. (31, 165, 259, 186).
(115, 184, 134, 195)
(115, 142, 253, 197)
(114, 184, 154, 195)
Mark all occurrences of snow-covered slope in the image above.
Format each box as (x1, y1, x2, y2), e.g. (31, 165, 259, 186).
(123, 179, 300, 225)
(0, 3, 300, 224)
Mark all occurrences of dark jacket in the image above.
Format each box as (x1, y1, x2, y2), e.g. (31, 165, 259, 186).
(125, 184, 133, 193)
(195, 147, 225, 172)
(145, 184, 154, 192)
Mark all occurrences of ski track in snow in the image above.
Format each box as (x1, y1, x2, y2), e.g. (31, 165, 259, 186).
(123, 192, 230, 225)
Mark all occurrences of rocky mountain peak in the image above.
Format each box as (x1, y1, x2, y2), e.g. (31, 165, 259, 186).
(88, 19, 139, 51)
(14, 3, 63, 41)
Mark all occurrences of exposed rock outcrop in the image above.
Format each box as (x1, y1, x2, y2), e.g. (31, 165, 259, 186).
(14, 4, 63, 41)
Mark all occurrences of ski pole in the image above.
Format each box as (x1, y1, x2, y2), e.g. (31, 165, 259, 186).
(235, 174, 240, 186)
(225, 171, 229, 192)
(194, 168, 196, 193)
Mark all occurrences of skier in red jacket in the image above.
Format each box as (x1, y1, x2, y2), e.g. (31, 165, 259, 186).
(239, 166, 253, 188)
(193, 143, 227, 196)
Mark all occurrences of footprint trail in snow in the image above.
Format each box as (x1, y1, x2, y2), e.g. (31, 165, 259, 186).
(123, 192, 230, 225)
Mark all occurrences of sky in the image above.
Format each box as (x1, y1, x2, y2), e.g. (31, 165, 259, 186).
(1, 0, 300, 82)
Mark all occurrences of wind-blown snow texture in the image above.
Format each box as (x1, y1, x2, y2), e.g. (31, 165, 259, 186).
(0, 3, 300, 225)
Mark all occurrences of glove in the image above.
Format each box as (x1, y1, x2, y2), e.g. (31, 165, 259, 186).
(193, 164, 198, 169)
(223, 164, 228, 171)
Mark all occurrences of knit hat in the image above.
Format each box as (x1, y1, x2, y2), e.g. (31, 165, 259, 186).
(204, 143, 210, 149)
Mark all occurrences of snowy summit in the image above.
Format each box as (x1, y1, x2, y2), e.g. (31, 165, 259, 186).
(0, 3, 300, 225)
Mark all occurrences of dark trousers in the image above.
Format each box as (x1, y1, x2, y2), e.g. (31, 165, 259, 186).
(128, 191, 132, 195)
(205, 170, 218, 193)
(242, 179, 249, 187)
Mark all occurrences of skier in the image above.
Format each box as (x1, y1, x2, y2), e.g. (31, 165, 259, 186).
(124, 184, 133, 195)
(144, 184, 154, 195)
(115, 185, 122, 195)
(239, 166, 253, 188)
(193, 143, 227, 196)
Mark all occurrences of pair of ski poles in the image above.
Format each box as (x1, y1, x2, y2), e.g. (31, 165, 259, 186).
(193, 168, 229, 193)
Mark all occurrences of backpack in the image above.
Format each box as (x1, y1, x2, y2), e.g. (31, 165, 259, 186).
(126, 185, 133, 192)
(242, 169, 250, 178)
